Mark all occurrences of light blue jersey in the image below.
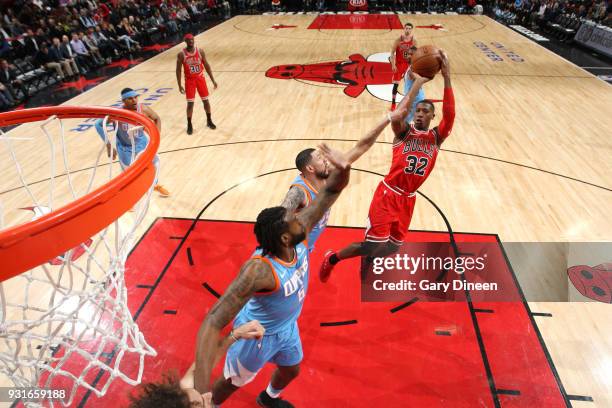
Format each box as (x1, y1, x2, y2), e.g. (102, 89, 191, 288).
(94, 103, 158, 169)
(235, 242, 309, 334)
(403, 73, 426, 124)
(290, 174, 329, 252)
(224, 242, 310, 385)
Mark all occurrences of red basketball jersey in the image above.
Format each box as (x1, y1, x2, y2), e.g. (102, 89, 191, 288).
(384, 124, 440, 194)
(182, 48, 205, 79)
(395, 35, 414, 65)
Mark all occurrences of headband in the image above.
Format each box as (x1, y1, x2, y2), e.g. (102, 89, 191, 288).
(121, 90, 138, 99)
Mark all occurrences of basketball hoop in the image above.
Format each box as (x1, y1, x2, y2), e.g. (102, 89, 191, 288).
(0, 106, 159, 406)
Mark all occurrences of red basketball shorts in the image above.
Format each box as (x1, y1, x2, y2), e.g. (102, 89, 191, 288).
(392, 60, 409, 83)
(365, 181, 416, 245)
(185, 75, 209, 102)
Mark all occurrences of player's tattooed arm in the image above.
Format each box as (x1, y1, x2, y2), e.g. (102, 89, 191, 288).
(297, 145, 350, 233)
(194, 259, 275, 393)
(176, 52, 184, 94)
(281, 186, 306, 212)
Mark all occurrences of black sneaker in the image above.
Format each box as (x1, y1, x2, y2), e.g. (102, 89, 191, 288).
(207, 120, 216, 130)
(187, 122, 193, 135)
(256, 391, 294, 408)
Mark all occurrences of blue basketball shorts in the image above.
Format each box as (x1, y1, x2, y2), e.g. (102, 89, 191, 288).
(223, 321, 303, 387)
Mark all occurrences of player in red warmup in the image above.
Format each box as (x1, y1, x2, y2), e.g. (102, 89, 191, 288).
(319, 51, 454, 283)
(390, 22, 417, 111)
(176, 33, 218, 134)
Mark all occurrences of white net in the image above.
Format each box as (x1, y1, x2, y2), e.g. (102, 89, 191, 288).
(0, 111, 157, 407)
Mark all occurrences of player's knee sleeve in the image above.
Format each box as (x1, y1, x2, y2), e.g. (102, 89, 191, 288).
(392, 83, 399, 94)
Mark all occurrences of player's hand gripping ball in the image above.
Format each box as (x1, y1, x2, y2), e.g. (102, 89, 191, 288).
(411, 45, 442, 79)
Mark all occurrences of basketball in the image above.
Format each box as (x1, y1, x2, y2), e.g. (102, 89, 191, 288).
(411, 45, 442, 78)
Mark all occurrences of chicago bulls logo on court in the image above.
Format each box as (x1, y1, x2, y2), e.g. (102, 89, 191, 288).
(265, 53, 411, 103)
(568, 263, 612, 303)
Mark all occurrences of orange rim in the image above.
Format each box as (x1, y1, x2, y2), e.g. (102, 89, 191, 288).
(0, 106, 160, 281)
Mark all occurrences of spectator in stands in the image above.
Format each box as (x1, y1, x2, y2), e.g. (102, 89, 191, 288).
(207, 0, 220, 16)
(188, 0, 203, 20)
(80, 8, 98, 29)
(0, 58, 27, 100)
(23, 28, 46, 56)
(71, 32, 102, 68)
(161, 8, 179, 33)
(79, 31, 109, 64)
(127, 15, 146, 43)
(36, 42, 67, 81)
(88, 27, 117, 59)
(60, 34, 86, 74)
(101, 22, 127, 51)
(51, 37, 79, 79)
(0, 23, 10, 53)
(151, 9, 168, 33)
(603, 11, 612, 27)
(223, 1, 231, 18)
(47, 18, 65, 40)
(116, 18, 141, 50)
(176, 5, 191, 27)
(594, 0, 607, 21)
(9, 17, 26, 38)
(0, 80, 15, 110)
(2, 9, 16, 27)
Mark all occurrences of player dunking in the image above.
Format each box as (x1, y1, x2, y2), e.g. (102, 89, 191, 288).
(319, 52, 454, 282)
(390, 22, 417, 111)
(176, 33, 218, 134)
(187, 110, 406, 408)
(94, 88, 170, 197)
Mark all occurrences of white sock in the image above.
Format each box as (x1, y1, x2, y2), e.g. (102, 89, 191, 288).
(266, 383, 282, 398)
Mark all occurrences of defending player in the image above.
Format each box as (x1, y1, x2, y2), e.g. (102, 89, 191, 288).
(191, 109, 408, 408)
(280, 148, 331, 253)
(319, 51, 454, 283)
(94, 88, 170, 197)
(390, 22, 417, 111)
(176, 33, 218, 134)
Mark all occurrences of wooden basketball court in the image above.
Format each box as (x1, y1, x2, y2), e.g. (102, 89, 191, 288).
(1, 13, 610, 407)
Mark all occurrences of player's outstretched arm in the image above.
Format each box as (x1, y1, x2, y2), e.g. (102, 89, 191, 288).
(176, 53, 185, 94)
(297, 146, 350, 234)
(194, 259, 275, 393)
(437, 51, 455, 144)
(345, 108, 407, 164)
